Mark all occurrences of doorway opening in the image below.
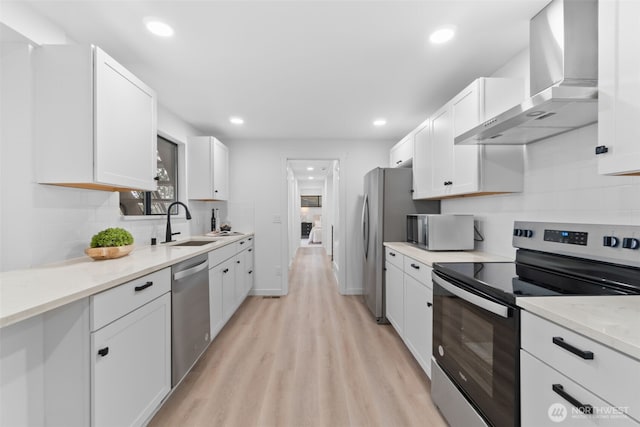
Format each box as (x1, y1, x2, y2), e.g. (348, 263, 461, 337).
(285, 159, 341, 290)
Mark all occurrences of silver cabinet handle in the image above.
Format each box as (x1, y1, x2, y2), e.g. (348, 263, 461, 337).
(432, 273, 510, 318)
(173, 260, 208, 281)
(361, 194, 369, 260)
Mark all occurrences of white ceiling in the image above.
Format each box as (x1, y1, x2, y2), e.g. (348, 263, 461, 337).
(15, 0, 547, 142)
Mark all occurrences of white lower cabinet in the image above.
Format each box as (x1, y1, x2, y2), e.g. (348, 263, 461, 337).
(385, 261, 404, 335)
(208, 237, 255, 341)
(384, 248, 433, 379)
(521, 351, 638, 427)
(90, 271, 171, 427)
(234, 238, 254, 306)
(220, 257, 237, 323)
(521, 311, 640, 426)
(244, 244, 255, 295)
(91, 294, 171, 427)
(208, 264, 225, 339)
(403, 274, 433, 378)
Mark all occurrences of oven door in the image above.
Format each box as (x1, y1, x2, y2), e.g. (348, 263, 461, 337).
(432, 271, 519, 427)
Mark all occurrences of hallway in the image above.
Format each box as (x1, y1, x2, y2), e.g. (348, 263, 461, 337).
(150, 246, 446, 426)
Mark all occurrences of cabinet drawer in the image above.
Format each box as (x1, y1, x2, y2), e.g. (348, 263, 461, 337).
(521, 351, 639, 427)
(208, 242, 237, 267)
(521, 311, 640, 421)
(403, 257, 431, 285)
(236, 237, 253, 252)
(385, 247, 404, 269)
(91, 268, 170, 331)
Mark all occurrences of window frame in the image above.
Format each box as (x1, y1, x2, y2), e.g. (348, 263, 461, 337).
(120, 134, 183, 218)
(301, 195, 322, 207)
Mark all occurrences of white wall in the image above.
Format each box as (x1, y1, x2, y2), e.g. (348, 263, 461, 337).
(0, 20, 208, 271)
(440, 49, 640, 258)
(226, 139, 390, 295)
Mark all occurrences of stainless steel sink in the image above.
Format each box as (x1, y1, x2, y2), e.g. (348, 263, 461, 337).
(170, 240, 217, 247)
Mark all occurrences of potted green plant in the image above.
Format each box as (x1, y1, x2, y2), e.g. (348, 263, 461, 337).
(85, 227, 134, 260)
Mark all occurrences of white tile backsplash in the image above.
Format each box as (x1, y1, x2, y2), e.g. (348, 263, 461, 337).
(442, 124, 640, 258)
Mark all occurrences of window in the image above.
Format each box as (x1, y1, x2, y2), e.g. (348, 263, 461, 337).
(301, 195, 321, 207)
(120, 136, 178, 216)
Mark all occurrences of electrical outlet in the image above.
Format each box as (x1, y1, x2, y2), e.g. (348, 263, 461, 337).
(272, 215, 281, 223)
(275, 265, 281, 276)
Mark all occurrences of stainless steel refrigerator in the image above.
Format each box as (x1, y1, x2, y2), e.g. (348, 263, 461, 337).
(362, 167, 439, 323)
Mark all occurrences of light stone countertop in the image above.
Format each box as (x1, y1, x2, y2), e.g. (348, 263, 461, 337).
(383, 241, 512, 267)
(0, 234, 253, 329)
(517, 296, 640, 361)
(386, 242, 640, 360)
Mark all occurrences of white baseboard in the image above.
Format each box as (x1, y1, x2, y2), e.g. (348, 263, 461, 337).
(341, 288, 363, 295)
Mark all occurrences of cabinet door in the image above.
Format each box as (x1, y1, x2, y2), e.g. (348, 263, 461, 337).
(521, 351, 640, 427)
(94, 47, 157, 191)
(187, 137, 214, 199)
(451, 82, 480, 194)
(234, 252, 245, 306)
(452, 145, 479, 195)
(431, 103, 454, 197)
(404, 273, 433, 378)
(91, 293, 170, 427)
(597, 0, 640, 176)
(390, 135, 413, 167)
(412, 120, 432, 199)
(213, 139, 229, 200)
(245, 246, 254, 295)
(208, 266, 224, 339)
(452, 80, 480, 138)
(385, 261, 404, 336)
(220, 257, 237, 322)
(188, 137, 229, 200)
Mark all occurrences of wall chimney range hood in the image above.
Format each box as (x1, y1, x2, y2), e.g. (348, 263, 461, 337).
(456, 0, 598, 145)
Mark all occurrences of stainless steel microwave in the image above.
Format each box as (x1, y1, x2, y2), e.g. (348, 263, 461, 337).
(406, 214, 474, 251)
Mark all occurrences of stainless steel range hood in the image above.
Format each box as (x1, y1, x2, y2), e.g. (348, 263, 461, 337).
(456, 0, 598, 145)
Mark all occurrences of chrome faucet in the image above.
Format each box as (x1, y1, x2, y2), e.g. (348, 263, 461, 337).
(164, 201, 192, 243)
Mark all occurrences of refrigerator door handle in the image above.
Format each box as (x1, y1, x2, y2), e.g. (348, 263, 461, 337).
(362, 193, 369, 259)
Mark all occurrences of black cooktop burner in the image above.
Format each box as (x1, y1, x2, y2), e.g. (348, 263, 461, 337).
(434, 254, 640, 306)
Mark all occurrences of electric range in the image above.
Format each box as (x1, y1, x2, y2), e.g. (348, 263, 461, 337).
(430, 221, 640, 427)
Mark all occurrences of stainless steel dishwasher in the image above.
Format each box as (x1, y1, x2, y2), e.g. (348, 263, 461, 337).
(171, 253, 210, 387)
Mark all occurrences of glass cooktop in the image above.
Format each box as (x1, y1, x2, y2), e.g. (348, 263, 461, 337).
(433, 260, 639, 305)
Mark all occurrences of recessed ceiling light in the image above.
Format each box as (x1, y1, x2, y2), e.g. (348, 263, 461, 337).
(145, 19, 174, 37)
(373, 119, 387, 127)
(229, 116, 244, 125)
(308, 176, 314, 180)
(307, 167, 314, 171)
(430, 26, 456, 44)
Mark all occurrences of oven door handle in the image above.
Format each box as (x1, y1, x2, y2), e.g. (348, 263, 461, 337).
(432, 274, 510, 319)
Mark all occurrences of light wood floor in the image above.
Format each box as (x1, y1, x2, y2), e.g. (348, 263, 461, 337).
(149, 247, 447, 427)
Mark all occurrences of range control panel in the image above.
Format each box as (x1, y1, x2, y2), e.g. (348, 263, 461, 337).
(513, 221, 640, 267)
(543, 229, 588, 246)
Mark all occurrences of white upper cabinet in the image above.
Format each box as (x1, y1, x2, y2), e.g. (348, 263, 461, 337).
(389, 134, 414, 168)
(413, 78, 524, 200)
(187, 136, 229, 200)
(452, 77, 523, 139)
(35, 45, 158, 191)
(430, 102, 458, 197)
(411, 119, 432, 199)
(597, 0, 640, 176)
